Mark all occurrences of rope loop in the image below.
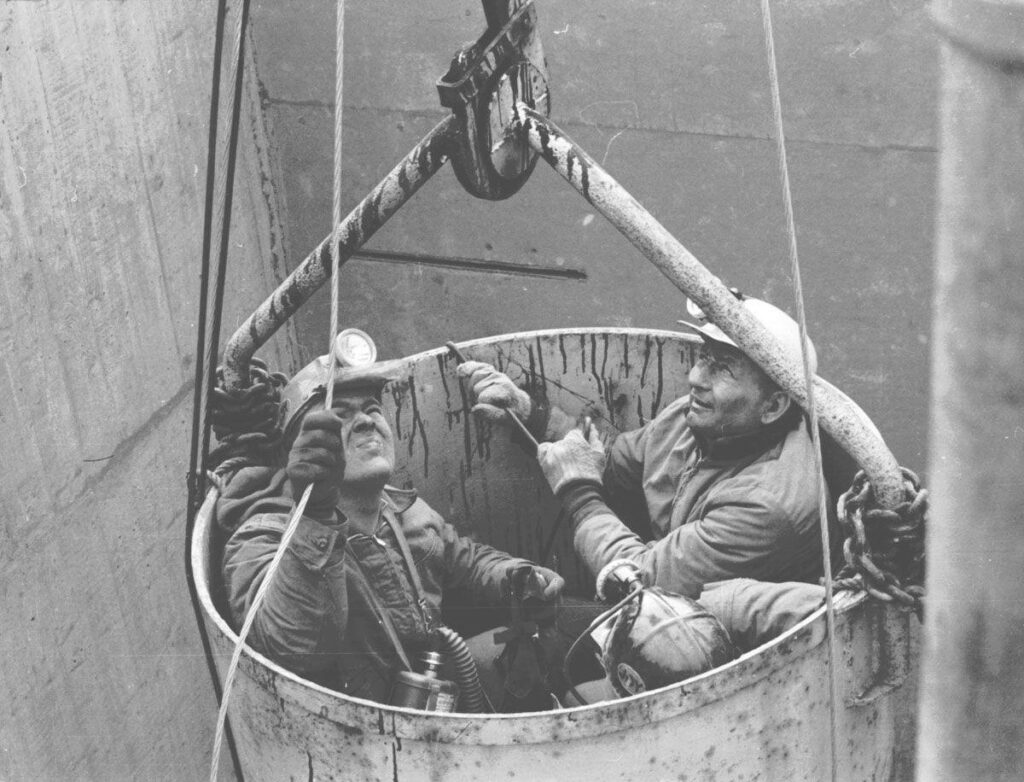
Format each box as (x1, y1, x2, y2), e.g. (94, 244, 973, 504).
(834, 467, 927, 617)
(207, 357, 288, 477)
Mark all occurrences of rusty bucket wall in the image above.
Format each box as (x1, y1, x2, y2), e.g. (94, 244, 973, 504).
(192, 328, 914, 781)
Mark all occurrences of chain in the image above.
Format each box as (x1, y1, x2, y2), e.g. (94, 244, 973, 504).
(834, 467, 927, 617)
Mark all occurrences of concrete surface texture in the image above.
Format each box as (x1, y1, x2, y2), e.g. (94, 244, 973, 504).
(253, 0, 936, 473)
(0, 0, 936, 780)
(0, 2, 298, 780)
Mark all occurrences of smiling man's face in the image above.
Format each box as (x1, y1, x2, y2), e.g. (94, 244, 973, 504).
(329, 390, 395, 491)
(684, 341, 777, 440)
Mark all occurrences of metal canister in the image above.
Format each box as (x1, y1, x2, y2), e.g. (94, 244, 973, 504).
(389, 651, 459, 712)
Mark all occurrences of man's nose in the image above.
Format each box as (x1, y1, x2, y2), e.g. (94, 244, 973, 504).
(688, 359, 710, 390)
(351, 411, 375, 430)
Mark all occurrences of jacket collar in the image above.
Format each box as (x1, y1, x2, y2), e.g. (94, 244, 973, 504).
(382, 485, 418, 514)
(691, 405, 803, 462)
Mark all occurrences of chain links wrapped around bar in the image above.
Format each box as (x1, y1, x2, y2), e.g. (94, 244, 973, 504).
(207, 357, 288, 481)
(832, 467, 927, 617)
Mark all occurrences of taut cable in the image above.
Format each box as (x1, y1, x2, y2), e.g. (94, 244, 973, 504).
(208, 3, 347, 781)
(759, 2, 840, 781)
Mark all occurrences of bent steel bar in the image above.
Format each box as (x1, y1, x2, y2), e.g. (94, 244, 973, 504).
(513, 105, 904, 508)
(221, 116, 457, 390)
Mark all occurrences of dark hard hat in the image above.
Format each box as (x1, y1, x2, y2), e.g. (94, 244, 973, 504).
(278, 355, 405, 445)
(601, 588, 737, 697)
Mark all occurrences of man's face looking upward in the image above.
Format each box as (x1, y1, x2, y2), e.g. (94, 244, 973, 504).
(685, 340, 790, 440)
(327, 390, 395, 491)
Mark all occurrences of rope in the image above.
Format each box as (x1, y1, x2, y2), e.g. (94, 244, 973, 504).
(209, 3, 345, 780)
(759, 2, 840, 780)
(187, 0, 229, 521)
(209, 488, 313, 782)
(201, 4, 253, 481)
(184, 0, 245, 780)
(203, 1, 257, 779)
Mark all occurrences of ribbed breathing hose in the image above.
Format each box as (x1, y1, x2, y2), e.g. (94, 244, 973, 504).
(435, 626, 493, 713)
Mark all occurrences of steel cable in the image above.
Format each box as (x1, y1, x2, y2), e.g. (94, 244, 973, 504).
(759, 2, 841, 780)
(209, 3, 347, 779)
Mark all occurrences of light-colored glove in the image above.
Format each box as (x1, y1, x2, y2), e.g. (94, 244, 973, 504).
(536, 426, 606, 496)
(456, 360, 533, 423)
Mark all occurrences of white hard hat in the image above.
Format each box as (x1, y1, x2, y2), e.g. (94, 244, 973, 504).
(679, 295, 818, 376)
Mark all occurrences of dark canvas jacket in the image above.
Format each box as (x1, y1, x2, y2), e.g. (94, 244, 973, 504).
(221, 478, 527, 701)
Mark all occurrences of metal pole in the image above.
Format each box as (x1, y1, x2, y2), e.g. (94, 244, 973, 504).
(514, 105, 905, 508)
(221, 116, 456, 390)
(920, 1, 1024, 778)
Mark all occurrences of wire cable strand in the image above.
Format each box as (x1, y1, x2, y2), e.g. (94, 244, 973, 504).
(326, 0, 346, 413)
(210, 3, 345, 780)
(759, 2, 841, 780)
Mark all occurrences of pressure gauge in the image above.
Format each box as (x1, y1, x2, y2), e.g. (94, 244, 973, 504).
(334, 328, 377, 368)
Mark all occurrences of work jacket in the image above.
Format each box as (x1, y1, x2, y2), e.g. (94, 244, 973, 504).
(572, 395, 825, 597)
(222, 483, 528, 701)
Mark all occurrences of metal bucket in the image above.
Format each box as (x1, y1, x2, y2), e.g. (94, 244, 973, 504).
(192, 327, 915, 781)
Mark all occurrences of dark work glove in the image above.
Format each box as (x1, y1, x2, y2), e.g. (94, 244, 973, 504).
(521, 565, 565, 602)
(285, 410, 344, 519)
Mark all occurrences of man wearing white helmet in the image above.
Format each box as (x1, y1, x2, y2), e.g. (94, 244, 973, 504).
(459, 293, 830, 651)
(219, 348, 564, 705)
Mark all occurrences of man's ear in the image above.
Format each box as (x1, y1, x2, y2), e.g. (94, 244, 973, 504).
(760, 390, 792, 425)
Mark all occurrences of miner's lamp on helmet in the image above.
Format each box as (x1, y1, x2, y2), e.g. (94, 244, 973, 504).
(278, 330, 404, 446)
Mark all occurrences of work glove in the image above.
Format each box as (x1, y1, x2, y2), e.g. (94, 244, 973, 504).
(285, 409, 344, 519)
(536, 426, 606, 496)
(520, 565, 565, 603)
(495, 564, 568, 711)
(456, 360, 533, 423)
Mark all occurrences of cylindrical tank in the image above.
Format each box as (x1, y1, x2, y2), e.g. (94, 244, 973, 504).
(193, 328, 916, 781)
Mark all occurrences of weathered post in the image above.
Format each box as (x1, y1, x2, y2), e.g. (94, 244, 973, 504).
(921, 1, 1024, 778)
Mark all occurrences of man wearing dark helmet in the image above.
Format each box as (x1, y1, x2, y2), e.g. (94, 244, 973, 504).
(219, 349, 564, 705)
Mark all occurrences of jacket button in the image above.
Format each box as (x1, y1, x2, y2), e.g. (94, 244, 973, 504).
(315, 537, 329, 551)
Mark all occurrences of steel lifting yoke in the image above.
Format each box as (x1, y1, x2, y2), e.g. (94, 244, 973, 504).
(437, 0, 550, 200)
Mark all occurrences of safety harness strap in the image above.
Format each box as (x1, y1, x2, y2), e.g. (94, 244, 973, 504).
(345, 539, 415, 672)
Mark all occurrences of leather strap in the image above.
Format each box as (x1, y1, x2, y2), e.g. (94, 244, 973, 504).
(345, 540, 415, 672)
(380, 507, 434, 628)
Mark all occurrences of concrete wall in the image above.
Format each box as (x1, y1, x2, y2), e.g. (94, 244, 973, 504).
(0, 2, 296, 779)
(252, 0, 937, 473)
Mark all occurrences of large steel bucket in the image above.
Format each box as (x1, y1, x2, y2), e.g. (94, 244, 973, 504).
(192, 327, 916, 781)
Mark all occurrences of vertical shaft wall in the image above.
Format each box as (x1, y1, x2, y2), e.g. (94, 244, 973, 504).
(921, 2, 1024, 778)
(0, 3, 298, 779)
